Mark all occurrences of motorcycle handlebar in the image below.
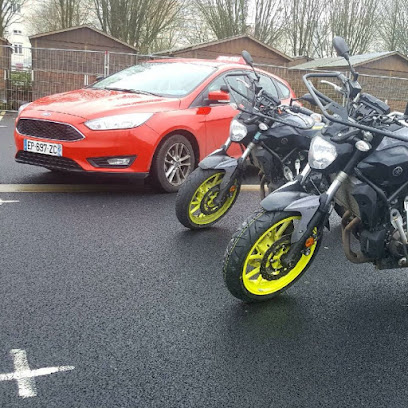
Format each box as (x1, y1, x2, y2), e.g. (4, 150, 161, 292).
(290, 105, 315, 116)
(303, 72, 408, 143)
(243, 115, 259, 125)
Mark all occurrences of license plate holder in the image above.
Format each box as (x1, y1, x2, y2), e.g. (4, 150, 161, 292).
(24, 139, 63, 157)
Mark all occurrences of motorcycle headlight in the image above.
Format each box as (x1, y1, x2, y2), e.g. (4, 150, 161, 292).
(308, 135, 338, 170)
(229, 119, 248, 142)
(85, 113, 153, 130)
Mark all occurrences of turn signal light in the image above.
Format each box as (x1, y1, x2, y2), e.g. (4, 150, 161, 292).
(305, 237, 315, 248)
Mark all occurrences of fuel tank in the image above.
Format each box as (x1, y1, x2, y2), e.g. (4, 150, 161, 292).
(357, 127, 408, 187)
(260, 114, 322, 151)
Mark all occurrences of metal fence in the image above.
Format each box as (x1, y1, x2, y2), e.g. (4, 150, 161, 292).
(256, 63, 408, 112)
(1, 45, 408, 112)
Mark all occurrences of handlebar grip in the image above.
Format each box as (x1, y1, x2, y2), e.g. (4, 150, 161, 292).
(292, 106, 315, 116)
(331, 128, 360, 142)
(243, 115, 259, 125)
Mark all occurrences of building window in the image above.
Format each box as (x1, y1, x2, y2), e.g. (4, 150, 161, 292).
(13, 29, 22, 35)
(14, 44, 22, 54)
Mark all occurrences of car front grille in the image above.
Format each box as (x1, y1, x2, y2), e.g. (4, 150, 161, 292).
(17, 118, 84, 141)
(15, 150, 83, 171)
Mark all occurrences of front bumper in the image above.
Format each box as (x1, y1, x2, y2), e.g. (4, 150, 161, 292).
(14, 115, 160, 174)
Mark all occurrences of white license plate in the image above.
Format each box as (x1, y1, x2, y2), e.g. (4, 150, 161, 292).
(24, 139, 62, 156)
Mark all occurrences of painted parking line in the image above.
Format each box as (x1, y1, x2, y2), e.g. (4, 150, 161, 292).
(0, 184, 260, 193)
(0, 349, 74, 399)
(0, 111, 7, 127)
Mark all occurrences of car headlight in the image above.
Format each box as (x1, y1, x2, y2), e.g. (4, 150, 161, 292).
(229, 119, 248, 142)
(18, 102, 31, 115)
(308, 135, 338, 169)
(85, 113, 153, 130)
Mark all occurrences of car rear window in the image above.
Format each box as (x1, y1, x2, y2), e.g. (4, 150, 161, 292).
(92, 62, 216, 97)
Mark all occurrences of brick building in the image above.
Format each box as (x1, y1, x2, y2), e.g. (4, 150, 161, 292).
(158, 34, 293, 66)
(30, 25, 138, 100)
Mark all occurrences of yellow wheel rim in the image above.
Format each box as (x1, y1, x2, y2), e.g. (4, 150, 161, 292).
(242, 216, 317, 295)
(188, 172, 238, 225)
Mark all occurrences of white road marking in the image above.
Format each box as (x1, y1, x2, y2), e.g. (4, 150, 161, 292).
(0, 184, 260, 193)
(0, 198, 19, 205)
(0, 349, 74, 398)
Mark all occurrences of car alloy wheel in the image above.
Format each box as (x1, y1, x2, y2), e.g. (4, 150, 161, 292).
(151, 134, 195, 193)
(164, 141, 193, 187)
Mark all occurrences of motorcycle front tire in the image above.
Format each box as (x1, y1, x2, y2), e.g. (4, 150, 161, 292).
(223, 209, 321, 302)
(175, 167, 241, 229)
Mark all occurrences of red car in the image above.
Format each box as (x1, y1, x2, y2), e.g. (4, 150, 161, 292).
(14, 57, 295, 192)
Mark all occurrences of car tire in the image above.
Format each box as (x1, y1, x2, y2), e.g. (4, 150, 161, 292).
(150, 134, 195, 193)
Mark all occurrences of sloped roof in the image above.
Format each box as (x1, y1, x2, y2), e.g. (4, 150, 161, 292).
(29, 25, 138, 52)
(291, 51, 408, 70)
(0, 37, 11, 45)
(157, 34, 293, 62)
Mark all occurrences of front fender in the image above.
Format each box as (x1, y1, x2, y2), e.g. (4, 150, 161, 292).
(199, 150, 238, 171)
(261, 183, 322, 243)
(199, 150, 239, 191)
(284, 195, 321, 242)
(260, 179, 308, 212)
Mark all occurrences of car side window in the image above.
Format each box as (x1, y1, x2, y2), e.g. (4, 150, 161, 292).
(258, 74, 279, 99)
(190, 71, 252, 108)
(208, 72, 252, 107)
(275, 80, 291, 99)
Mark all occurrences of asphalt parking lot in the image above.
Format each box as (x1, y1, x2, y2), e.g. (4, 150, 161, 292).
(2, 113, 408, 407)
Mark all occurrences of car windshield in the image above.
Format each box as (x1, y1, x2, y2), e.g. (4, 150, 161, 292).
(92, 62, 216, 97)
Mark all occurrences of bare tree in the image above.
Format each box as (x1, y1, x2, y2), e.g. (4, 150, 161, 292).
(177, 3, 215, 45)
(379, 0, 408, 54)
(283, 0, 322, 57)
(0, 0, 27, 37)
(94, 0, 182, 53)
(253, 0, 286, 46)
(28, 0, 91, 34)
(327, 0, 380, 55)
(194, 0, 248, 40)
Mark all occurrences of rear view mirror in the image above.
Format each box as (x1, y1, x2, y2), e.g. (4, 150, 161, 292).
(333, 36, 350, 60)
(241, 50, 254, 67)
(207, 90, 230, 103)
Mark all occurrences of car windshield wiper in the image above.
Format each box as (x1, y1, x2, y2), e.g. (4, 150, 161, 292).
(133, 90, 163, 97)
(104, 87, 162, 97)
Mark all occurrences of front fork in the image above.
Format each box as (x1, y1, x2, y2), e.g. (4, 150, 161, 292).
(280, 170, 348, 268)
(213, 138, 258, 206)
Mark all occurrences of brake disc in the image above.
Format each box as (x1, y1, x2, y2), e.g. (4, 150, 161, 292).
(260, 235, 292, 281)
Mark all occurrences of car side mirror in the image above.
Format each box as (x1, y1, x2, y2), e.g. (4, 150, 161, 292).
(207, 90, 230, 104)
(220, 85, 229, 93)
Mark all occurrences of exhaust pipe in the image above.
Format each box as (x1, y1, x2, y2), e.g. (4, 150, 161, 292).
(341, 211, 373, 264)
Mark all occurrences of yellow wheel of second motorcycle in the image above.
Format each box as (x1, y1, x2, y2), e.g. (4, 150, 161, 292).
(223, 210, 320, 302)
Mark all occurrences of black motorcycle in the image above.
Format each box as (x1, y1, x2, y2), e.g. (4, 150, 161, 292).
(223, 37, 408, 302)
(175, 51, 324, 230)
